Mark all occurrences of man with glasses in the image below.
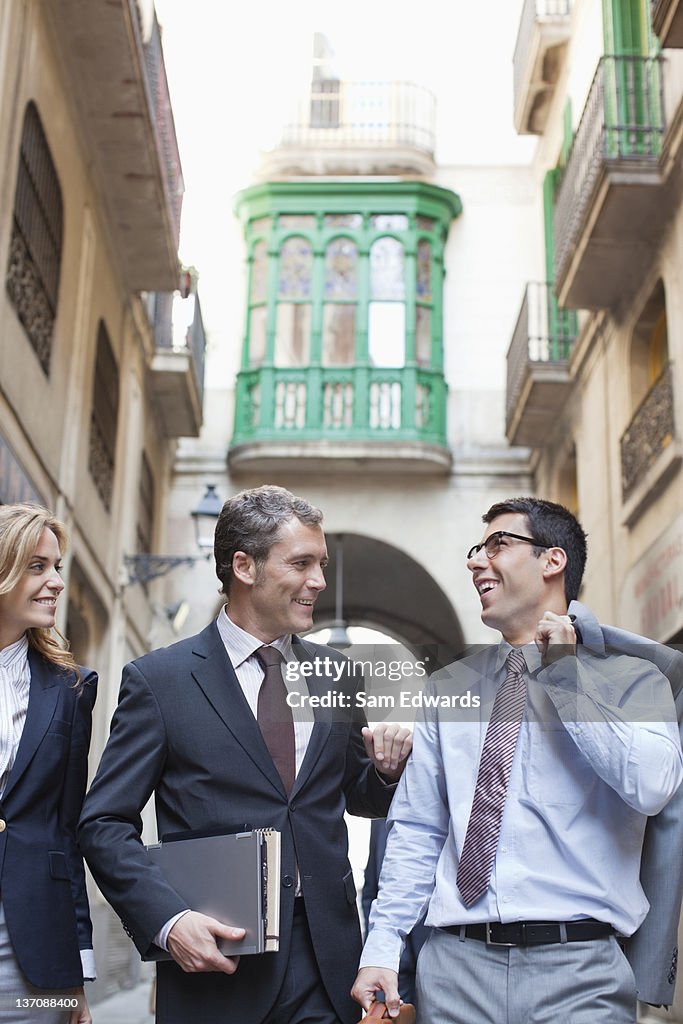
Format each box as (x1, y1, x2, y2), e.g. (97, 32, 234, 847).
(352, 497, 683, 1023)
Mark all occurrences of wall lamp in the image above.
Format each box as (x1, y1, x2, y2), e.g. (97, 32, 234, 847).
(123, 484, 223, 586)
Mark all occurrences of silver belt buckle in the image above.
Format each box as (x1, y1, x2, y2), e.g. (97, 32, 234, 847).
(485, 922, 516, 947)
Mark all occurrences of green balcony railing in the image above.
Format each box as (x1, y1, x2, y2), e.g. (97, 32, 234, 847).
(232, 365, 448, 447)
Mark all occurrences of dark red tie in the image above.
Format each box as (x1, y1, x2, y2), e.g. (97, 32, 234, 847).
(255, 646, 295, 795)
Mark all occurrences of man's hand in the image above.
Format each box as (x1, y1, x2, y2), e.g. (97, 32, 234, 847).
(68, 988, 91, 1024)
(362, 723, 412, 782)
(351, 967, 401, 1017)
(167, 911, 245, 973)
(535, 610, 577, 667)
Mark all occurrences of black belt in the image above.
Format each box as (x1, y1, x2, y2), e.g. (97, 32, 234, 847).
(441, 919, 613, 947)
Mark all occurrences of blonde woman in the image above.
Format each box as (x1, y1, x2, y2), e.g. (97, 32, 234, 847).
(0, 505, 96, 1023)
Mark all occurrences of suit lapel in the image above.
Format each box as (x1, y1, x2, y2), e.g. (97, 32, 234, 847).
(189, 623, 287, 796)
(3, 649, 60, 801)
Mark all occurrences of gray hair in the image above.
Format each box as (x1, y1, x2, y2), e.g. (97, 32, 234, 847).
(214, 485, 323, 595)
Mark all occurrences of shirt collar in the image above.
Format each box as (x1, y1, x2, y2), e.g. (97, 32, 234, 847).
(0, 634, 29, 672)
(215, 606, 293, 668)
(495, 640, 541, 675)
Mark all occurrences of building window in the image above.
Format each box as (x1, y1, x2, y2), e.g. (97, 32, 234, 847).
(239, 191, 456, 377)
(368, 237, 405, 367)
(89, 322, 119, 512)
(275, 237, 312, 366)
(323, 238, 357, 366)
(5, 102, 63, 375)
(248, 240, 268, 367)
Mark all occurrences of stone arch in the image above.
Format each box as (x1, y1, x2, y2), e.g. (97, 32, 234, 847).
(313, 532, 464, 670)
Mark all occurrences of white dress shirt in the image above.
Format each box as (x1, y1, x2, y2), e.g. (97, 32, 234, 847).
(0, 635, 31, 796)
(360, 642, 683, 973)
(215, 605, 314, 773)
(0, 634, 96, 980)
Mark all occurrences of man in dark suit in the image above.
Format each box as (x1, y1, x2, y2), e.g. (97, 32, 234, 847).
(79, 485, 411, 1024)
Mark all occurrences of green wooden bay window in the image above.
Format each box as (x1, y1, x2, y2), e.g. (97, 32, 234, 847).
(232, 181, 461, 449)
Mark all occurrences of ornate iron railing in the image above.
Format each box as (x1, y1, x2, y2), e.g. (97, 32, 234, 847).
(279, 80, 436, 155)
(506, 282, 577, 426)
(232, 365, 447, 446)
(554, 55, 665, 285)
(621, 364, 675, 499)
(147, 291, 206, 407)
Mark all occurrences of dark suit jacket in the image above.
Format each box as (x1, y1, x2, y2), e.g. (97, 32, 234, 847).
(569, 600, 683, 1007)
(0, 649, 96, 988)
(78, 622, 394, 1024)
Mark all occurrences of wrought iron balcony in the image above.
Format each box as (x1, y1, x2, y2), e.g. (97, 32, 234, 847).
(621, 364, 676, 502)
(506, 282, 577, 446)
(229, 365, 450, 473)
(147, 290, 205, 438)
(652, 0, 683, 48)
(42, 0, 183, 291)
(554, 55, 666, 310)
(513, 0, 573, 134)
(263, 80, 436, 177)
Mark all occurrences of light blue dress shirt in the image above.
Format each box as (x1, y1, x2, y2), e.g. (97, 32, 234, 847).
(360, 642, 683, 973)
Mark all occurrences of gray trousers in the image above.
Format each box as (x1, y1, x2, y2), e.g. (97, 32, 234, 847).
(0, 904, 69, 1024)
(416, 928, 637, 1024)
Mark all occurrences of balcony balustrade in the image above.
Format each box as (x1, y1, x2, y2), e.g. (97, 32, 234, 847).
(147, 290, 205, 438)
(263, 80, 436, 177)
(513, 0, 573, 134)
(229, 365, 450, 473)
(554, 55, 666, 310)
(506, 282, 577, 446)
(621, 364, 677, 502)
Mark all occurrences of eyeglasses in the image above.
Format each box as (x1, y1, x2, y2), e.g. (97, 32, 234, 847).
(466, 531, 547, 561)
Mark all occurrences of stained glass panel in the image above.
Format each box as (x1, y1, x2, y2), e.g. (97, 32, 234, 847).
(250, 240, 268, 304)
(417, 240, 432, 302)
(416, 215, 435, 232)
(325, 239, 358, 300)
(416, 306, 432, 367)
(278, 238, 312, 299)
(370, 238, 405, 300)
(323, 305, 356, 365)
(371, 214, 408, 231)
(324, 213, 363, 229)
(250, 217, 271, 235)
(279, 214, 316, 230)
(275, 303, 311, 366)
(249, 307, 267, 366)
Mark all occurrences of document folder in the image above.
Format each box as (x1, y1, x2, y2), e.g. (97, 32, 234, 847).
(144, 828, 281, 958)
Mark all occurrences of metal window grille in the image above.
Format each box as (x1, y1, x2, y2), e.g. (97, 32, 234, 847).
(88, 322, 119, 511)
(5, 102, 63, 374)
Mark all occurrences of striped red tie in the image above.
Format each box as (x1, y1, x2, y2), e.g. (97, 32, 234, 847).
(456, 648, 527, 906)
